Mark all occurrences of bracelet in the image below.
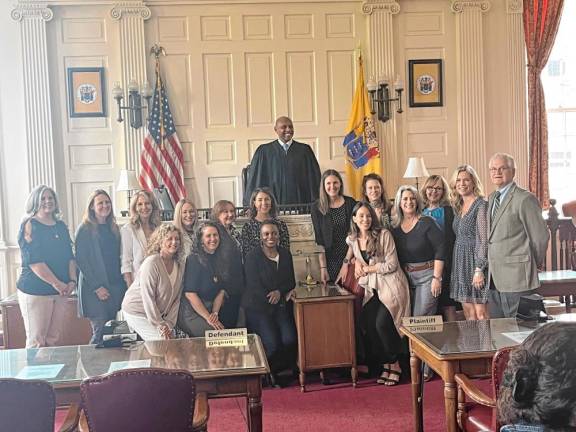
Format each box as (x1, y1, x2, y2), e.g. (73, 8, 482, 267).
(474, 269, 483, 274)
(432, 275, 442, 282)
(320, 266, 327, 269)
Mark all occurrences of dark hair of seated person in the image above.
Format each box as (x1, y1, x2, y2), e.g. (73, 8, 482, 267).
(497, 322, 576, 431)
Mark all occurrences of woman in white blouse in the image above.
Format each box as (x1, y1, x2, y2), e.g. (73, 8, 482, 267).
(120, 190, 161, 287)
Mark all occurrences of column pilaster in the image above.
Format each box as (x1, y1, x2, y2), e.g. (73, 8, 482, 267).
(505, 0, 528, 187)
(11, 3, 55, 188)
(451, 0, 490, 174)
(362, 0, 401, 190)
(110, 2, 151, 171)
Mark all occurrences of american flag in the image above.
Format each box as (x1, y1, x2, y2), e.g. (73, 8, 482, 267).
(139, 70, 186, 206)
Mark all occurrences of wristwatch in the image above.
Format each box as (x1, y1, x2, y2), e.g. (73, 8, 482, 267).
(432, 275, 442, 282)
(343, 258, 350, 264)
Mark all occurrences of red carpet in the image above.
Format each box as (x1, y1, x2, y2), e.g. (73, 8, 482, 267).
(207, 376, 488, 432)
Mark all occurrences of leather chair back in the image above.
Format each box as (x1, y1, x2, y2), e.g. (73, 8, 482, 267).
(490, 347, 513, 431)
(80, 368, 197, 432)
(0, 378, 56, 432)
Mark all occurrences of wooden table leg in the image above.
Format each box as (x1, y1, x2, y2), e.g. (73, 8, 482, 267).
(444, 380, 458, 432)
(409, 349, 423, 432)
(299, 370, 306, 392)
(351, 366, 357, 388)
(246, 376, 263, 432)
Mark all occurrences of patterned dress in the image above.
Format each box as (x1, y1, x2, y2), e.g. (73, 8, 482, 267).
(325, 205, 349, 281)
(450, 198, 489, 304)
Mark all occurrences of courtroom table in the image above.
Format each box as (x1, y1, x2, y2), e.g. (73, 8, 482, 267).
(401, 318, 547, 432)
(0, 335, 269, 432)
(537, 269, 576, 311)
(0, 293, 92, 348)
(293, 283, 357, 392)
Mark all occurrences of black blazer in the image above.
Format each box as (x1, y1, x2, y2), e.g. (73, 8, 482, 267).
(311, 195, 356, 250)
(243, 246, 295, 313)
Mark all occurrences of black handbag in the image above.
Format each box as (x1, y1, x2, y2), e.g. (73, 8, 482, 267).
(516, 293, 548, 321)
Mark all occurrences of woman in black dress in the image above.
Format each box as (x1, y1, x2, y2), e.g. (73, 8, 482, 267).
(76, 189, 126, 344)
(311, 169, 356, 284)
(178, 222, 244, 335)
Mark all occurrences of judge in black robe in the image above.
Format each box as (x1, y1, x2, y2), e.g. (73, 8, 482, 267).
(243, 117, 321, 206)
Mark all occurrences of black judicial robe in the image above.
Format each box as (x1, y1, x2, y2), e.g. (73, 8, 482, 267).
(243, 140, 321, 206)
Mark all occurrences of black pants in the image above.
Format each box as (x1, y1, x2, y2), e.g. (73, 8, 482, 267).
(361, 296, 401, 365)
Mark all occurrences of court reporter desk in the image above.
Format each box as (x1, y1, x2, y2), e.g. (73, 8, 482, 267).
(0, 335, 270, 432)
(293, 283, 357, 391)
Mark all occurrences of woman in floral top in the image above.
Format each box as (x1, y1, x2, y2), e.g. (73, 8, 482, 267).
(241, 187, 290, 257)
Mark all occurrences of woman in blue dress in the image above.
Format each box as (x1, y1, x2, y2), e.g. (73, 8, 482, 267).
(449, 165, 489, 320)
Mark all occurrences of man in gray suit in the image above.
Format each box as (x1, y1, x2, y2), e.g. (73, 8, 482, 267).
(487, 153, 549, 318)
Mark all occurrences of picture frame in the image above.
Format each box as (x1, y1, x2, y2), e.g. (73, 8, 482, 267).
(67, 67, 107, 117)
(408, 59, 443, 108)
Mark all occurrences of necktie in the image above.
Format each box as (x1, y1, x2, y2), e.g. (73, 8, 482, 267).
(492, 191, 501, 217)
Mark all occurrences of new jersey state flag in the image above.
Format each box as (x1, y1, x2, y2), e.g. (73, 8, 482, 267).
(342, 55, 381, 199)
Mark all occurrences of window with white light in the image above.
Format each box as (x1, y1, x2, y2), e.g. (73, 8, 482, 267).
(542, 1, 576, 211)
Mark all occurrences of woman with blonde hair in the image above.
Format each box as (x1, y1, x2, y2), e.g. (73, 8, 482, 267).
(173, 198, 198, 259)
(76, 189, 126, 344)
(121, 223, 184, 340)
(121, 190, 161, 287)
(448, 165, 489, 320)
(420, 175, 459, 321)
(16, 185, 76, 348)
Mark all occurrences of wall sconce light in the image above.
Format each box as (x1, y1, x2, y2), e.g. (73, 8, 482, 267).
(116, 169, 140, 216)
(403, 157, 429, 190)
(367, 76, 404, 123)
(112, 79, 152, 129)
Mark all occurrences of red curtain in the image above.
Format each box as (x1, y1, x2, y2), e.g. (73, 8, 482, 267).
(523, 0, 564, 207)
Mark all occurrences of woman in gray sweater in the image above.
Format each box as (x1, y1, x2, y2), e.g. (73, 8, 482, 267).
(122, 223, 184, 340)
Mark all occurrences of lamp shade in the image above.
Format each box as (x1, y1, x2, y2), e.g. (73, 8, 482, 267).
(116, 170, 140, 192)
(403, 157, 430, 179)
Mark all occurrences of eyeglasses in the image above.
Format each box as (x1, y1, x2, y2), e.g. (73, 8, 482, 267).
(489, 167, 510, 174)
(426, 186, 444, 192)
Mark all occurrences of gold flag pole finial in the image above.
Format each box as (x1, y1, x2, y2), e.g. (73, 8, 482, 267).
(150, 44, 166, 149)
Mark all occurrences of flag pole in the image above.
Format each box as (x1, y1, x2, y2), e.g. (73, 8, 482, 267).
(150, 44, 166, 150)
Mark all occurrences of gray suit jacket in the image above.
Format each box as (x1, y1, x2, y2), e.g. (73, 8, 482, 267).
(487, 183, 549, 292)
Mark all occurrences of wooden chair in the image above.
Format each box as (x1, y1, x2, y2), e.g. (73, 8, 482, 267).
(79, 367, 209, 432)
(0, 378, 78, 432)
(454, 347, 513, 432)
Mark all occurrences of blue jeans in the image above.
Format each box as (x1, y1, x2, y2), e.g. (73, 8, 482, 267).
(245, 305, 296, 360)
(406, 266, 438, 317)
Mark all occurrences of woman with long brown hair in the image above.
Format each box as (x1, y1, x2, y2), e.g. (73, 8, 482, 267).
(76, 189, 126, 344)
(311, 169, 356, 283)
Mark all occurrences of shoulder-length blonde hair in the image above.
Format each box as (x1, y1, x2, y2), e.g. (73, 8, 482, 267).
(129, 190, 161, 229)
(361, 173, 391, 212)
(24, 185, 61, 220)
(392, 185, 423, 228)
(146, 223, 182, 262)
(317, 169, 344, 215)
(82, 189, 119, 237)
(348, 201, 384, 257)
(249, 187, 278, 219)
(420, 175, 450, 208)
(173, 198, 197, 233)
(449, 165, 485, 215)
